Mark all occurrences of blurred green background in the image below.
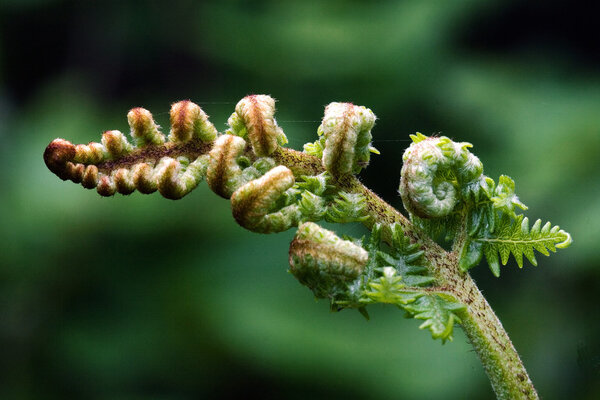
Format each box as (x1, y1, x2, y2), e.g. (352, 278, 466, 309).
(1, 1, 599, 399)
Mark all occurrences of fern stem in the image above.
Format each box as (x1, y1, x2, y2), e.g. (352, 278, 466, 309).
(274, 147, 538, 399)
(457, 276, 538, 399)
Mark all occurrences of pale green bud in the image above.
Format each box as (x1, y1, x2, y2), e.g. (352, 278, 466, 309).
(169, 100, 218, 143)
(127, 107, 165, 146)
(319, 102, 376, 176)
(228, 95, 287, 157)
(231, 165, 301, 233)
(289, 222, 368, 299)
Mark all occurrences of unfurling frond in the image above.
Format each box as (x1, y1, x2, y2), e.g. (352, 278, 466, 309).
(363, 266, 465, 343)
(44, 94, 572, 397)
(401, 292, 466, 343)
(44, 101, 217, 199)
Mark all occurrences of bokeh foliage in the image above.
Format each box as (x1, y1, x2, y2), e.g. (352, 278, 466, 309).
(1, 1, 599, 399)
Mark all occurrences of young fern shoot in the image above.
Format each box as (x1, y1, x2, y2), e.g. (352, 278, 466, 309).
(44, 95, 571, 400)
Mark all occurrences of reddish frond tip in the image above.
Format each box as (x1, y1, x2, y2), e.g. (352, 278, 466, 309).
(127, 107, 164, 146)
(169, 100, 218, 143)
(96, 175, 116, 197)
(44, 139, 76, 179)
(170, 100, 193, 141)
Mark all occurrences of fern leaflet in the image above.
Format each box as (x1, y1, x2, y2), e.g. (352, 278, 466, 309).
(475, 214, 572, 275)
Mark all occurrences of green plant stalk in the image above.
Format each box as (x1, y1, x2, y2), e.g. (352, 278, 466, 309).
(273, 147, 537, 399)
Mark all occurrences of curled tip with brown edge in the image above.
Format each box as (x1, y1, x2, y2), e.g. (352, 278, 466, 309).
(43, 138, 76, 180)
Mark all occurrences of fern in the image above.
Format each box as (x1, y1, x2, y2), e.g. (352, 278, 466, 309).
(401, 293, 466, 342)
(359, 224, 465, 343)
(490, 175, 527, 219)
(45, 99, 572, 398)
(364, 267, 465, 343)
(474, 214, 572, 276)
(325, 192, 370, 223)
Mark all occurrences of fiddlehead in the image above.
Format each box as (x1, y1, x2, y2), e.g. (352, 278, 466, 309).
(398, 133, 572, 276)
(399, 132, 484, 219)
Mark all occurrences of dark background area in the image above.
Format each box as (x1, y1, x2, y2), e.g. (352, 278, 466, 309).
(1, 1, 599, 399)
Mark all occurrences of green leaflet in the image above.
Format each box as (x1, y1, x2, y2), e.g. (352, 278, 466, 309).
(326, 192, 370, 223)
(364, 267, 416, 305)
(303, 132, 326, 158)
(472, 214, 572, 276)
(363, 267, 465, 343)
(347, 224, 466, 343)
(290, 222, 465, 343)
(490, 175, 528, 218)
(374, 224, 432, 287)
(401, 293, 466, 343)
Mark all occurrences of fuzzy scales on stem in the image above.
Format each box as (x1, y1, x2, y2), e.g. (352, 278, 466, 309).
(44, 95, 572, 399)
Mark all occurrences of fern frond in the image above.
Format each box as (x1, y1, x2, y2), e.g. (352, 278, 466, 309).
(358, 224, 464, 342)
(303, 128, 326, 158)
(326, 192, 369, 223)
(364, 267, 419, 305)
(363, 267, 465, 343)
(475, 214, 572, 275)
(401, 293, 466, 343)
(490, 175, 528, 218)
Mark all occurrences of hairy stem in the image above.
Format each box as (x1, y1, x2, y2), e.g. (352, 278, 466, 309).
(274, 147, 537, 399)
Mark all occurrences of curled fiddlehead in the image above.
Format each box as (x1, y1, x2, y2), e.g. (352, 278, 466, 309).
(398, 133, 572, 276)
(398, 132, 484, 219)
